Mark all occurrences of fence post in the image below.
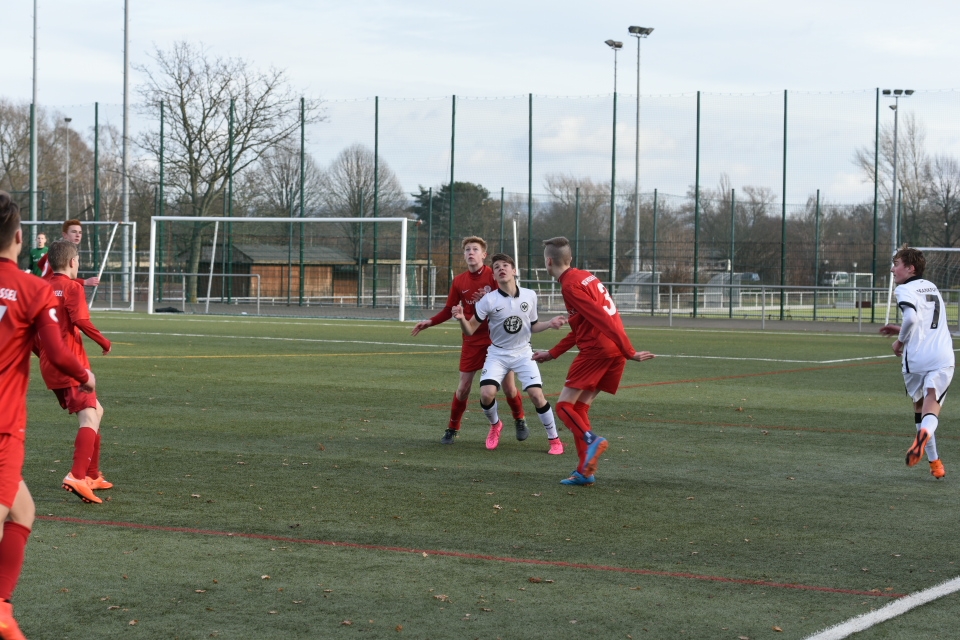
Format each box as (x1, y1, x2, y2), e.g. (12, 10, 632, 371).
(761, 285, 766, 330)
(298, 97, 306, 306)
(527, 93, 533, 280)
(94, 102, 101, 266)
(574, 187, 581, 269)
(651, 188, 658, 315)
(427, 187, 433, 305)
(373, 96, 380, 308)
(693, 92, 701, 318)
(780, 89, 788, 321)
(871, 87, 880, 323)
(729, 188, 735, 319)
(448, 95, 456, 287)
(156, 101, 163, 301)
(814, 189, 821, 320)
(610, 88, 618, 284)
(226, 99, 234, 303)
(668, 284, 673, 327)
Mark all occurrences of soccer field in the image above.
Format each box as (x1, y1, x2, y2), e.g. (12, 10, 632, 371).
(17, 314, 959, 639)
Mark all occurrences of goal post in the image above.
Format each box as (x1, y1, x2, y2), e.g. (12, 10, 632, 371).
(19, 220, 137, 311)
(147, 216, 412, 321)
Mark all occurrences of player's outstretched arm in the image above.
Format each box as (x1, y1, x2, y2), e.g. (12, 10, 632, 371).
(630, 351, 656, 362)
(82, 276, 100, 287)
(879, 324, 901, 336)
(531, 315, 567, 333)
(532, 350, 554, 363)
(452, 305, 481, 336)
(411, 319, 432, 336)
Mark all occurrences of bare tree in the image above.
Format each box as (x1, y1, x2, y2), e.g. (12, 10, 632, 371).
(136, 41, 320, 301)
(854, 112, 929, 244)
(240, 143, 323, 217)
(924, 155, 960, 248)
(318, 143, 407, 257)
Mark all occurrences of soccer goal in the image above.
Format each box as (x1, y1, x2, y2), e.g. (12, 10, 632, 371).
(20, 220, 137, 311)
(146, 216, 417, 321)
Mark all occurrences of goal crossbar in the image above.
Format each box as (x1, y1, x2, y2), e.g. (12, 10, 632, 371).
(147, 216, 411, 320)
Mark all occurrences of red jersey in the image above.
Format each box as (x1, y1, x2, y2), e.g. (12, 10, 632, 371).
(549, 267, 637, 360)
(428, 265, 495, 347)
(0, 259, 67, 440)
(37, 252, 49, 277)
(38, 273, 110, 390)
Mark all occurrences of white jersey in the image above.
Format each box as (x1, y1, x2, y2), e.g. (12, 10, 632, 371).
(474, 286, 539, 355)
(895, 277, 955, 373)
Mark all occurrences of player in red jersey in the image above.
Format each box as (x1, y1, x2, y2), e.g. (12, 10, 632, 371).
(533, 236, 655, 486)
(411, 236, 527, 445)
(38, 240, 113, 504)
(0, 192, 95, 639)
(35, 219, 99, 286)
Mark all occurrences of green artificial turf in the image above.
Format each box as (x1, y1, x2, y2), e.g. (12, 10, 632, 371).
(14, 314, 959, 638)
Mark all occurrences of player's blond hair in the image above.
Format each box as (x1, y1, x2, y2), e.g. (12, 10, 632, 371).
(542, 236, 572, 266)
(461, 236, 487, 251)
(48, 239, 78, 271)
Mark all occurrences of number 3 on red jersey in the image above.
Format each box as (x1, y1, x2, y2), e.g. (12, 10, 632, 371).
(596, 282, 617, 316)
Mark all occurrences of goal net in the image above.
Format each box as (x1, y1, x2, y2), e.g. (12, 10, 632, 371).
(20, 220, 136, 311)
(147, 216, 418, 320)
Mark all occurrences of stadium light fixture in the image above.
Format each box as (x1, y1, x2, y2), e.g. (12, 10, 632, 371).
(628, 26, 653, 277)
(64, 117, 72, 218)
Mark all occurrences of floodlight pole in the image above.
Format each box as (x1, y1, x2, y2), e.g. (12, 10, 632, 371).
(121, 0, 131, 302)
(629, 26, 653, 277)
(882, 89, 914, 325)
(29, 0, 38, 243)
(605, 39, 623, 283)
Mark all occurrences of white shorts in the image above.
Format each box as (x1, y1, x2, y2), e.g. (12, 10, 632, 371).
(903, 366, 954, 404)
(480, 348, 543, 391)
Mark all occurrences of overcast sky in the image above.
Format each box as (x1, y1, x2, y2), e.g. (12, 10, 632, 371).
(4, 0, 959, 103)
(3, 1, 959, 201)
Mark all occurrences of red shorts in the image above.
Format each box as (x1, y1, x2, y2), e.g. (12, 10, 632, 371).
(460, 342, 489, 373)
(565, 354, 626, 395)
(0, 435, 25, 509)
(53, 386, 99, 414)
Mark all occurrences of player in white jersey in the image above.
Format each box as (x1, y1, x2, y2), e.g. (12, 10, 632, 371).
(880, 246, 955, 478)
(452, 253, 568, 453)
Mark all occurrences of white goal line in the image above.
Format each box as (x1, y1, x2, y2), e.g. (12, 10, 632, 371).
(804, 576, 960, 640)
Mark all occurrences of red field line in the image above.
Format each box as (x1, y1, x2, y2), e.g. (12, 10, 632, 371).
(37, 515, 904, 599)
(421, 359, 888, 409)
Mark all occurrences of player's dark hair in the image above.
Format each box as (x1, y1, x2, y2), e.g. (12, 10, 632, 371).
(894, 244, 925, 278)
(48, 239, 79, 271)
(62, 219, 82, 233)
(542, 236, 572, 266)
(461, 236, 487, 251)
(0, 191, 21, 252)
(489, 253, 515, 269)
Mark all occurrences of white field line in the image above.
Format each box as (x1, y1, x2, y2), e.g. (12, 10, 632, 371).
(805, 576, 960, 640)
(107, 314, 906, 340)
(104, 331, 901, 365)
